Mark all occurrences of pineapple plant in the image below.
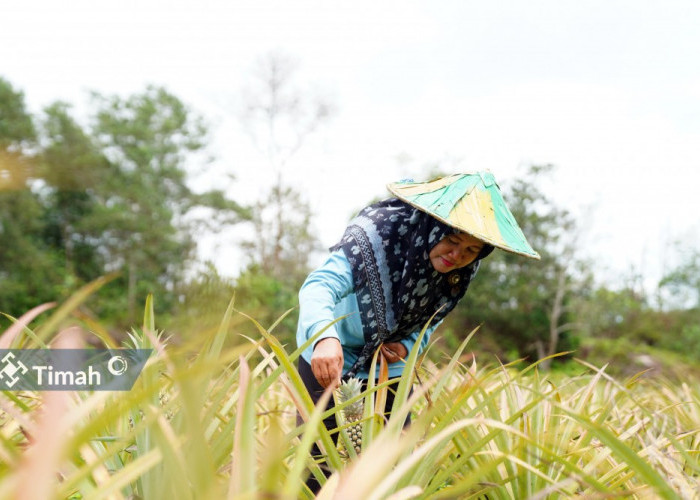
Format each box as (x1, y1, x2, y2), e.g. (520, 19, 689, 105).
(337, 377, 364, 455)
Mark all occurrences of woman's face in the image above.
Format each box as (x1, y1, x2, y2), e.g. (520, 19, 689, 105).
(429, 232, 485, 273)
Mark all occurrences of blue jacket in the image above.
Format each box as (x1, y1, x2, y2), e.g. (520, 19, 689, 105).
(296, 250, 440, 379)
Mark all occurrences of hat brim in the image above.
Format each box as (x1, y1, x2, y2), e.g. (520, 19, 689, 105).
(387, 173, 541, 260)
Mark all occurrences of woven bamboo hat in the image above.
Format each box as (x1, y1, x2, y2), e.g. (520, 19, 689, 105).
(387, 171, 540, 259)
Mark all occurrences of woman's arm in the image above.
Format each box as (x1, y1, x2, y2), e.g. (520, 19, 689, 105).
(398, 320, 443, 360)
(380, 319, 443, 364)
(297, 251, 355, 388)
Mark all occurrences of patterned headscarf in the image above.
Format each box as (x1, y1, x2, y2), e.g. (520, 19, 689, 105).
(331, 198, 493, 377)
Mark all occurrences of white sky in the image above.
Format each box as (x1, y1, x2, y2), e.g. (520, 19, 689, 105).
(2, 0, 699, 291)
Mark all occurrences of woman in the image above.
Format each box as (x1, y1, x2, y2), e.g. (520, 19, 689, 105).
(295, 172, 538, 485)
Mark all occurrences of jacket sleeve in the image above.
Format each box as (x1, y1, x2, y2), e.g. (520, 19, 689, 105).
(296, 250, 355, 351)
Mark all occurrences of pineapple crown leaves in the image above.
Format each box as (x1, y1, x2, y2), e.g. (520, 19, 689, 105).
(124, 326, 171, 350)
(337, 377, 363, 400)
(337, 377, 365, 421)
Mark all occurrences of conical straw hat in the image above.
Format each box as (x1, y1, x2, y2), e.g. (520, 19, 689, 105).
(387, 172, 540, 259)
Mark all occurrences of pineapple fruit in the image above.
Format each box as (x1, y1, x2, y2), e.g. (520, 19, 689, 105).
(337, 377, 364, 455)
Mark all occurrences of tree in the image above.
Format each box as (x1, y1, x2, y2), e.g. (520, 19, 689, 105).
(0, 79, 247, 329)
(0, 78, 66, 317)
(0, 77, 36, 150)
(89, 86, 247, 324)
(237, 52, 335, 282)
(230, 53, 336, 341)
(660, 244, 700, 310)
(239, 183, 319, 285)
(38, 102, 110, 283)
(0, 77, 37, 193)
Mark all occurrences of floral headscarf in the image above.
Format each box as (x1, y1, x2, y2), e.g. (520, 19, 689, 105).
(331, 198, 492, 377)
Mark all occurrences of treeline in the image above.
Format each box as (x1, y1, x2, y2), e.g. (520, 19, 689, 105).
(445, 165, 700, 376)
(0, 55, 330, 342)
(1, 74, 699, 375)
(0, 77, 247, 330)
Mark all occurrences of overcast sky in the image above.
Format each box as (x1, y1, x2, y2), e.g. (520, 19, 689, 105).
(2, 0, 699, 290)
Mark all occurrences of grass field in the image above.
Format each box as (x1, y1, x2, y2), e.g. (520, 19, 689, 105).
(1, 294, 699, 499)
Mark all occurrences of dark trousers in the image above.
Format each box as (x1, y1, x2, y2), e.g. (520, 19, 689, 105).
(297, 356, 411, 493)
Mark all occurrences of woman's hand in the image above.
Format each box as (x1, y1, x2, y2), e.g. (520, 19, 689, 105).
(311, 337, 344, 389)
(380, 342, 408, 363)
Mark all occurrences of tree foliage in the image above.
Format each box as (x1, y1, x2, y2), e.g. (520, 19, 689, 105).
(0, 77, 36, 149)
(660, 246, 700, 309)
(0, 79, 247, 328)
(89, 86, 206, 322)
(39, 102, 110, 283)
(0, 77, 64, 316)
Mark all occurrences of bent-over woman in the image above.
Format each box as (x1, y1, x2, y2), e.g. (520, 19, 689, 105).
(296, 172, 539, 490)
